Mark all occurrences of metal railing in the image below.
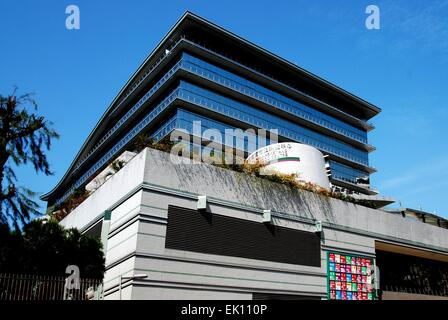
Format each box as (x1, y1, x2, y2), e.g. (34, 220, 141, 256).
(0, 273, 102, 301)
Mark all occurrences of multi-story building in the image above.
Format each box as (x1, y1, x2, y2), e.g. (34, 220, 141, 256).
(39, 13, 448, 300)
(41, 12, 390, 209)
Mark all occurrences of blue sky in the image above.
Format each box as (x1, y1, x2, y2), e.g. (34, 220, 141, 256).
(1, 0, 447, 217)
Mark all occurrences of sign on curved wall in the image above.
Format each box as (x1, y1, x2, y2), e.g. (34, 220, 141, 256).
(247, 143, 331, 190)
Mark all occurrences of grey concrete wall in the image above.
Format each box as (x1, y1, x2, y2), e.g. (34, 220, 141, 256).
(132, 191, 327, 299)
(63, 148, 448, 299)
(140, 148, 448, 252)
(60, 150, 147, 231)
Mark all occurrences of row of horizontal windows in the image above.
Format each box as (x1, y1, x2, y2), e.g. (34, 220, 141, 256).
(152, 115, 178, 141)
(56, 88, 182, 204)
(150, 110, 365, 185)
(182, 53, 368, 143)
(330, 161, 369, 178)
(74, 53, 370, 179)
(182, 36, 373, 124)
(174, 109, 277, 152)
(178, 81, 369, 166)
(331, 172, 366, 185)
(104, 36, 371, 167)
(119, 38, 184, 105)
(329, 161, 369, 184)
(72, 59, 184, 174)
(57, 79, 370, 204)
(170, 110, 368, 184)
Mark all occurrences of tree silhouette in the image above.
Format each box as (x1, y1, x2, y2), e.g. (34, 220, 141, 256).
(0, 219, 104, 278)
(0, 89, 59, 229)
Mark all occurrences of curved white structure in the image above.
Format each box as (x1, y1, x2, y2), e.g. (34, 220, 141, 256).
(247, 143, 331, 189)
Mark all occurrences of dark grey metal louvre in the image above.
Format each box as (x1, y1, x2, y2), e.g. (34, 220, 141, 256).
(165, 205, 321, 266)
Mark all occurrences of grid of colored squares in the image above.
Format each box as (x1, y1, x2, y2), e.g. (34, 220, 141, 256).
(328, 252, 374, 300)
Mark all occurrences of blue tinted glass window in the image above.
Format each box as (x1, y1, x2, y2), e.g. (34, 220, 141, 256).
(329, 161, 369, 184)
(177, 80, 369, 166)
(181, 53, 368, 144)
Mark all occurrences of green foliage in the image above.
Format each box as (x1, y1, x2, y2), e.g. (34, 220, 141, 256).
(110, 159, 125, 172)
(215, 161, 378, 209)
(131, 133, 175, 153)
(51, 187, 89, 221)
(128, 141, 378, 209)
(0, 219, 104, 279)
(50, 136, 377, 223)
(0, 90, 59, 229)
